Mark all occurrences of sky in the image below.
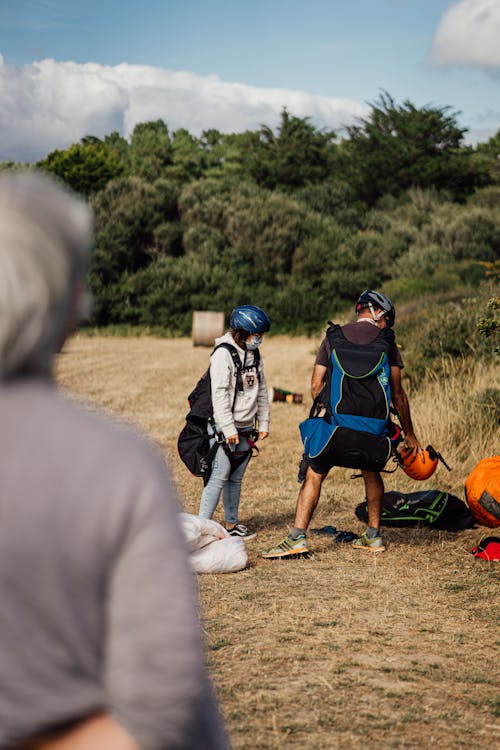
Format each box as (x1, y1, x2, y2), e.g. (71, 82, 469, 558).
(0, 0, 499, 162)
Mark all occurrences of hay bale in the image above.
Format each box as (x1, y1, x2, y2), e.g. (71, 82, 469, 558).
(192, 311, 225, 347)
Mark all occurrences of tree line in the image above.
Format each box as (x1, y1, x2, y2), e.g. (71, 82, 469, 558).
(1, 92, 499, 376)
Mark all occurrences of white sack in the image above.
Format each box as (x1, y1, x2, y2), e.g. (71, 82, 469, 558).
(179, 513, 248, 573)
(179, 512, 229, 552)
(190, 536, 248, 574)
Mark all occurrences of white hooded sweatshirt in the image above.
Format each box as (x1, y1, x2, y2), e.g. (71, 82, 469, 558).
(210, 331, 270, 439)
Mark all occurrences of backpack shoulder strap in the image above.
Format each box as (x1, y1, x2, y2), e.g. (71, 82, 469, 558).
(212, 343, 244, 406)
(374, 326, 395, 348)
(249, 347, 261, 381)
(213, 343, 262, 385)
(212, 342, 241, 367)
(325, 323, 350, 363)
(316, 323, 342, 421)
(325, 322, 342, 348)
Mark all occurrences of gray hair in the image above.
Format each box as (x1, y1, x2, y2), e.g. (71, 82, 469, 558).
(0, 170, 93, 378)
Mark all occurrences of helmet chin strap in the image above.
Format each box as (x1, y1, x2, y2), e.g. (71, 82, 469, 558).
(368, 303, 385, 324)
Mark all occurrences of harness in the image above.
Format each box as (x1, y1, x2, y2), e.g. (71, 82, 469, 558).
(210, 345, 260, 471)
(177, 343, 260, 485)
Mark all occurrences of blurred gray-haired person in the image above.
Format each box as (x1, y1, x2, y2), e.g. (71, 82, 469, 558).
(0, 171, 230, 750)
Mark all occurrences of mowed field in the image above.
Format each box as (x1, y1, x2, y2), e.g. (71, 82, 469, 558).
(55, 334, 499, 750)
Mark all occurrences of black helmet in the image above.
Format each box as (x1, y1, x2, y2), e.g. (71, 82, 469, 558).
(356, 290, 395, 327)
(230, 305, 271, 334)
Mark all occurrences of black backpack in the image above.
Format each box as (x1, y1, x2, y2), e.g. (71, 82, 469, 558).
(355, 490, 475, 532)
(177, 343, 260, 485)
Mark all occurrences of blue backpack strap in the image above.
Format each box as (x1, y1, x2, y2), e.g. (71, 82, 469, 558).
(316, 322, 341, 421)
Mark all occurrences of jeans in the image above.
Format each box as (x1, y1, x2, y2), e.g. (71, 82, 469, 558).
(198, 431, 252, 525)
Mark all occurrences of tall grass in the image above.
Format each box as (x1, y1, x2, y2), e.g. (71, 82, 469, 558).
(406, 359, 499, 481)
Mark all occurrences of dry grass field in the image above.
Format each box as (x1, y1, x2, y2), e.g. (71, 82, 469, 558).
(55, 334, 499, 750)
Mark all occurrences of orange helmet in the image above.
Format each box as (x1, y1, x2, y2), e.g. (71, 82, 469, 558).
(399, 447, 438, 481)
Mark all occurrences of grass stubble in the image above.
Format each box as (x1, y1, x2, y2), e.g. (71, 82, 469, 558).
(56, 334, 500, 750)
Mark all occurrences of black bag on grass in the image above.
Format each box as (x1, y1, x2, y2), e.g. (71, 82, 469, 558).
(355, 490, 475, 532)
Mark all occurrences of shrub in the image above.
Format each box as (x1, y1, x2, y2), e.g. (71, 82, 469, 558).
(395, 293, 496, 383)
(295, 180, 366, 228)
(152, 222, 184, 257)
(445, 207, 500, 261)
(183, 225, 227, 257)
(178, 183, 230, 228)
(291, 224, 351, 280)
(90, 176, 175, 285)
(223, 190, 309, 280)
(392, 243, 453, 278)
(467, 185, 500, 210)
(383, 277, 438, 301)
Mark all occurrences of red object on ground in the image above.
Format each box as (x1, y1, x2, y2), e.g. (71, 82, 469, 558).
(471, 536, 500, 561)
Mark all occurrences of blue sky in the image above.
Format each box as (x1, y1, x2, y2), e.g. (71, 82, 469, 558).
(1, 0, 499, 161)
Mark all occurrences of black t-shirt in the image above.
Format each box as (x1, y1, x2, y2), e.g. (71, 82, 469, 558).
(315, 321, 404, 368)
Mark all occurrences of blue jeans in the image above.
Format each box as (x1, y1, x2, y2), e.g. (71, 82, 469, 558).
(198, 431, 252, 525)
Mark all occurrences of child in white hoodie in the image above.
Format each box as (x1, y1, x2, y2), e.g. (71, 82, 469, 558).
(198, 305, 271, 539)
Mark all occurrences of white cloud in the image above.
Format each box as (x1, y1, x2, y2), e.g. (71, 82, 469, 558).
(431, 0, 500, 67)
(0, 55, 367, 163)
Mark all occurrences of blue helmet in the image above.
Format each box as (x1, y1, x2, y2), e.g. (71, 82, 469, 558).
(230, 305, 270, 334)
(356, 290, 395, 328)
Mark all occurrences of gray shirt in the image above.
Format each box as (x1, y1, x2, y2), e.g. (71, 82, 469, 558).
(0, 378, 229, 750)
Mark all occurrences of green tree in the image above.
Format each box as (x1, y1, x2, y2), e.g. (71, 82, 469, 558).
(0, 161, 25, 172)
(178, 175, 248, 229)
(163, 128, 205, 183)
(37, 136, 125, 196)
(104, 131, 130, 173)
(199, 129, 227, 175)
(236, 109, 338, 191)
(89, 176, 180, 323)
(223, 188, 309, 281)
(129, 120, 172, 180)
(205, 130, 260, 180)
(474, 129, 500, 185)
(296, 179, 366, 228)
(342, 92, 482, 205)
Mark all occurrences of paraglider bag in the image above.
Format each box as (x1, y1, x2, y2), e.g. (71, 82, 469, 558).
(177, 417, 220, 486)
(355, 490, 475, 531)
(299, 417, 392, 472)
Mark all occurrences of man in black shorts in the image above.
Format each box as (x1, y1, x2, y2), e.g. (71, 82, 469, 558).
(262, 290, 423, 558)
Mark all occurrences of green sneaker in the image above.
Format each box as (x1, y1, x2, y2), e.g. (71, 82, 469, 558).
(352, 532, 386, 553)
(261, 535, 309, 559)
